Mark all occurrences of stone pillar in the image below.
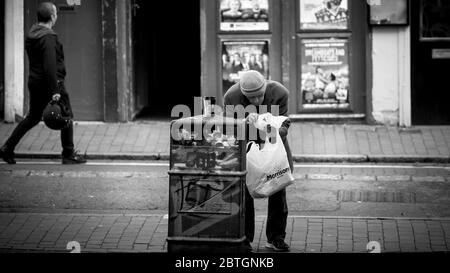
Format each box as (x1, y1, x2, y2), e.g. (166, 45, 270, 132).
(4, 0, 24, 122)
(371, 27, 411, 126)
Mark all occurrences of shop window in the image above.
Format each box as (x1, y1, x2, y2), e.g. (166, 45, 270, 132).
(297, 0, 352, 112)
(420, 0, 450, 41)
(218, 0, 273, 96)
(299, 37, 350, 109)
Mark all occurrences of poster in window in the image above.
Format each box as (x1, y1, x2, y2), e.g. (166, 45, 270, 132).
(220, 0, 269, 31)
(368, 0, 408, 26)
(420, 0, 450, 40)
(300, 38, 350, 109)
(299, 0, 349, 30)
(222, 41, 269, 94)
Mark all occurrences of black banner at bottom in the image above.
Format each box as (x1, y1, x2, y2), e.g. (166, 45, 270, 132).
(0, 252, 448, 273)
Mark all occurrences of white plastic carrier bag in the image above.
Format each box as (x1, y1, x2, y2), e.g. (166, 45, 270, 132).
(246, 114, 295, 199)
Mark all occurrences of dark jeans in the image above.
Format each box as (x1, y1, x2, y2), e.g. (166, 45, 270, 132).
(3, 81, 74, 156)
(244, 187, 288, 243)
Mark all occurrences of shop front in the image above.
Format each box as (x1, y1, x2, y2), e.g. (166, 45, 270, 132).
(3, 0, 448, 125)
(4, 0, 200, 122)
(201, 0, 368, 121)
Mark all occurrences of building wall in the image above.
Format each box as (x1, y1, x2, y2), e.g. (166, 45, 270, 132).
(4, 0, 24, 122)
(371, 27, 411, 126)
(3, 0, 133, 123)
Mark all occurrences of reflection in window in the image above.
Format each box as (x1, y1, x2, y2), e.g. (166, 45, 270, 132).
(421, 0, 450, 39)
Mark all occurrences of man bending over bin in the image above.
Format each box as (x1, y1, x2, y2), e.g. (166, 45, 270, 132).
(223, 70, 293, 252)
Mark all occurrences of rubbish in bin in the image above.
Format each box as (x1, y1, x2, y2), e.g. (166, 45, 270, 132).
(195, 151, 216, 169)
(185, 182, 211, 208)
(216, 153, 239, 169)
(186, 152, 197, 168)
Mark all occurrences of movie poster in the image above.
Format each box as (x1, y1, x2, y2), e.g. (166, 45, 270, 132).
(222, 41, 269, 94)
(299, 0, 348, 30)
(220, 0, 269, 31)
(300, 38, 350, 109)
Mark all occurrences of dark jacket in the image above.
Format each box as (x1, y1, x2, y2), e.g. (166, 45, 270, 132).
(26, 24, 66, 95)
(223, 80, 294, 172)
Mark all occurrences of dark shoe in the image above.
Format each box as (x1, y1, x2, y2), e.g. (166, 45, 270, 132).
(0, 146, 16, 165)
(62, 150, 87, 165)
(243, 241, 253, 253)
(265, 239, 290, 252)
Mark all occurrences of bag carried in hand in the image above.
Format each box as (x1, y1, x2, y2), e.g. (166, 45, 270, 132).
(246, 114, 295, 199)
(43, 99, 72, 131)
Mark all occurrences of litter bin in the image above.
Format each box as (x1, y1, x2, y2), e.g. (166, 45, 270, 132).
(167, 115, 248, 253)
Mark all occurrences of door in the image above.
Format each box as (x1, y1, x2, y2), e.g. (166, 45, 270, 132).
(411, 0, 450, 125)
(25, 0, 104, 121)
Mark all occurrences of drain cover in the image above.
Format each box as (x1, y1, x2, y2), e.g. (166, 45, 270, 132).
(337, 190, 416, 203)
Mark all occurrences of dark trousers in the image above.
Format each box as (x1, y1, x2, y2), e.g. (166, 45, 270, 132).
(244, 138, 292, 244)
(244, 187, 288, 243)
(3, 81, 74, 156)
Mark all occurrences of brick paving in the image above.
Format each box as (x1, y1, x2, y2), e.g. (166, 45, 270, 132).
(1, 122, 450, 161)
(1, 122, 449, 253)
(0, 213, 449, 253)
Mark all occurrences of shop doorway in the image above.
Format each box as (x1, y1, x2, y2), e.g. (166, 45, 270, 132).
(133, 0, 201, 120)
(411, 0, 450, 125)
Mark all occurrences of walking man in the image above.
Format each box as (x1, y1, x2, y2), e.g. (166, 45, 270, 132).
(223, 70, 293, 252)
(0, 2, 86, 165)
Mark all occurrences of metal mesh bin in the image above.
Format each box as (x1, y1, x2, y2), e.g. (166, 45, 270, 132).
(167, 115, 248, 253)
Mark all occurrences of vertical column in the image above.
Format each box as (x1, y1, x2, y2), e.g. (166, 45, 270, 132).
(371, 27, 411, 126)
(116, 0, 132, 122)
(4, 0, 24, 122)
(200, 0, 218, 103)
(102, 0, 119, 122)
(398, 27, 411, 127)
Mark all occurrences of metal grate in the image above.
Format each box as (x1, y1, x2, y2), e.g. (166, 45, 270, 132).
(337, 190, 417, 203)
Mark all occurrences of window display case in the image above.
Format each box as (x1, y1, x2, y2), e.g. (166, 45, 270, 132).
(167, 115, 248, 253)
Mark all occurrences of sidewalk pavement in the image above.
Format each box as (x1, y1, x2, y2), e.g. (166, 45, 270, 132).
(1, 121, 450, 163)
(0, 213, 449, 253)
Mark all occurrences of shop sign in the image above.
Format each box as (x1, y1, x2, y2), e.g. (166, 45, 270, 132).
(432, 49, 450, 59)
(300, 38, 350, 109)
